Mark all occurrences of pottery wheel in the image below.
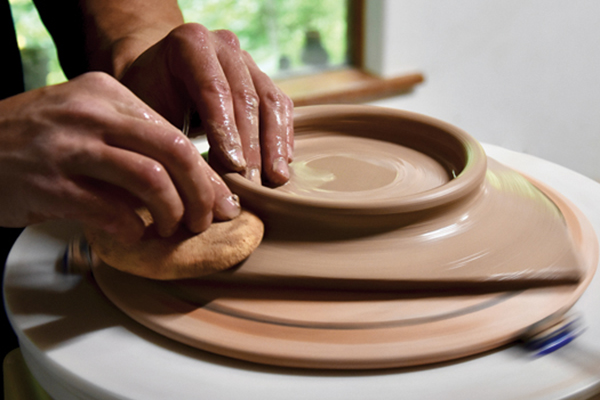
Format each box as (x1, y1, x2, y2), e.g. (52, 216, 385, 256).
(91, 106, 598, 369)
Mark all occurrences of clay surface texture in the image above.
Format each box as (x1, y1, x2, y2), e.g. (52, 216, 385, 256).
(91, 105, 597, 369)
(218, 105, 584, 290)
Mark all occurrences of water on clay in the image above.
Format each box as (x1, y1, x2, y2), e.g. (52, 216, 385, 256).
(277, 135, 450, 200)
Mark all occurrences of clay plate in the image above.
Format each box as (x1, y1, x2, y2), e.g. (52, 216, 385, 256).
(91, 106, 598, 369)
(213, 106, 584, 289)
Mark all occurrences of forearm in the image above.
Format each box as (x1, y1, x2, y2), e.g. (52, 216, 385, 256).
(35, 0, 183, 79)
(80, 0, 184, 78)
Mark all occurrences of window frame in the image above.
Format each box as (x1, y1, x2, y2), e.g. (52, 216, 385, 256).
(275, 0, 423, 106)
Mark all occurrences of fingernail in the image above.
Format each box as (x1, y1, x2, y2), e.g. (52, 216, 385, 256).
(227, 146, 247, 170)
(216, 194, 241, 220)
(272, 157, 289, 180)
(246, 167, 262, 185)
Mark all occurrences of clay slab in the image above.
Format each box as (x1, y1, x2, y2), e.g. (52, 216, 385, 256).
(90, 106, 598, 369)
(217, 106, 584, 290)
(90, 177, 597, 369)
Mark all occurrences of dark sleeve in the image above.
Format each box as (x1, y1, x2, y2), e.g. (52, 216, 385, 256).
(1, 0, 24, 98)
(32, 0, 89, 78)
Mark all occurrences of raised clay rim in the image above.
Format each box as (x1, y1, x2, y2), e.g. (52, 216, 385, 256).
(223, 105, 488, 216)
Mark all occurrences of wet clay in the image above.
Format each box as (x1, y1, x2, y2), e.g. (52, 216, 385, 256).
(226, 106, 483, 231)
(90, 105, 598, 369)
(280, 135, 450, 199)
(91, 179, 598, 369)
(218, 105, 584, 289)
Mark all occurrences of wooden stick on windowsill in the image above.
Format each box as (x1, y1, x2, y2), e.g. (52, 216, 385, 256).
(275, 68, 424, 107)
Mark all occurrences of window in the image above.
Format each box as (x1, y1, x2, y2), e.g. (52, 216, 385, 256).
(9, 0, 66, 90)
(9, 0, 422, 103)
(179, 0, 350, 78)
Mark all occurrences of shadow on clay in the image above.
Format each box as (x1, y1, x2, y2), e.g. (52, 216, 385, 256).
(7, 263, 516, 378)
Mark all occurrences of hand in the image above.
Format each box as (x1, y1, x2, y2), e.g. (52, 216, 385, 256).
(0, 72, 240, 242)
(120, 23, 294, 186)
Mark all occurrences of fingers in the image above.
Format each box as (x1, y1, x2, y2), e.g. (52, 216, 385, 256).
(99, 106, 241, 234)
(68, 72, 240, 236)
(242, 51, 294, 185)
(164, 24, 294, 185)
(71, 145, 186, 237)
(65, 180, 147, 244)
(101, 121, 209, 234)
(201, 158, 242, 221)
(166, 24, 247, 173)
(213, 30, 262, 185)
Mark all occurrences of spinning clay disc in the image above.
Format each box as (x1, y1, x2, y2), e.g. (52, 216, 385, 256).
(89, 105, 598, 370)
(218, 105, 584, 289)
(85, 209, 264, 280)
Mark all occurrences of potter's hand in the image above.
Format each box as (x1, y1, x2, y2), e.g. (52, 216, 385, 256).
(120, 23, 294, 186)
(0, 72, 240, 243)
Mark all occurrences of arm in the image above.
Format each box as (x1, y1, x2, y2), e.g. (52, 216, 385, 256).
(33, 0, 182, 78)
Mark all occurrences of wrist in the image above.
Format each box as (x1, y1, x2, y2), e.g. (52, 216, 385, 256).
(81, 1, 183, 78)
(107, 31, 167, 79)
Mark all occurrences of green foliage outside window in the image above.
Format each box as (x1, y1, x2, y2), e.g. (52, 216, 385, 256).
(9, 0, 348, 90)
(9, 0, 66, 89)
(179, 0, 349, 77)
